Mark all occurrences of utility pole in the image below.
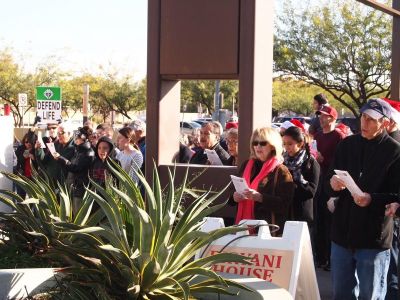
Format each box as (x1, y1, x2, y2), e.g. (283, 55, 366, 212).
(83, 84, 89, 124)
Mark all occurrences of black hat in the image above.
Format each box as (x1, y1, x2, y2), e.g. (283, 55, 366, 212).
(75, 126, 93, 141)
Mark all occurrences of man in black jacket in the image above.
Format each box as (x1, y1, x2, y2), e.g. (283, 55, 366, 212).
(189, 121, 230, 165)
(329, 99, 400, 300)
(54, 126, 95, 215)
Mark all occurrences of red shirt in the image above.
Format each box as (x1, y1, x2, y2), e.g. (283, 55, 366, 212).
(314, 129, 345, 174)
(24, 157, 32, 178)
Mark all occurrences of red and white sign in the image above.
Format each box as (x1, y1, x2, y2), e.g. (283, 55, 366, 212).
(196, 219, 320, 300)
(205, 246, 294, 290)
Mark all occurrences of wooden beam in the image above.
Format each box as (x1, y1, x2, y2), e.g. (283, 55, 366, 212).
(356, 0, 400, 17)
(392, 0, 400, 99)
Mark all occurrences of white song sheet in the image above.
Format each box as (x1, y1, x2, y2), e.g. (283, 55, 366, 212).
(205, 149, 223, 165)
(37, 131, 46, 148)
(46, 143, 57, 156)
(230, 175, 249, 196)
(334, 169, 363, 197)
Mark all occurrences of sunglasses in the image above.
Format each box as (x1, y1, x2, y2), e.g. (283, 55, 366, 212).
(252, 140, 268, 147)
(48, 127, 57, 130)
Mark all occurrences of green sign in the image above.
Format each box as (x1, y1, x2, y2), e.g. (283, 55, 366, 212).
(36, 86, 62, 101)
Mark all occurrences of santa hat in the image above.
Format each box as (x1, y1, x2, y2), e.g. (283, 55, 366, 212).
(226, 122, 238, 130)
(281, 121, 295, 130)
(383, 98, 400, 124)
(290, 119, 305, 132)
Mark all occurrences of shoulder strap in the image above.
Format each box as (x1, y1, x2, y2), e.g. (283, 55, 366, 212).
(272, 165, 280, 196)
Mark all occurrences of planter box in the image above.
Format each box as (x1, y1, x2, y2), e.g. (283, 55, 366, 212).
(0, 269, 293, 299)
(0, 268, 57, 299)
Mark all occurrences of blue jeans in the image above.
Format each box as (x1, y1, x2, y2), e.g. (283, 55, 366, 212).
(331, 242, 390, 300)
(385, 218, 399, 300)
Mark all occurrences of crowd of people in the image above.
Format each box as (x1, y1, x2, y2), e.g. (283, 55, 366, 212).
(177, 94, 400, 300)
(13, 120, 147, 213)
(12, 93, 400, 299)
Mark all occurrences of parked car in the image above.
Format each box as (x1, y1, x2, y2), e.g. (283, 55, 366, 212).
(180, 121, 201, 135)
(336, 117, 360, 134)
(273, 116, 311, 125)
(192, 118, 213, 126)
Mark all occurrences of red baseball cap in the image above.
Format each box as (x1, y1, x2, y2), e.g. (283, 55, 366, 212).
(316, 105, 338, 120)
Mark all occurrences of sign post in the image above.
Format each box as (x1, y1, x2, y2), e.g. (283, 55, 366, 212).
(36, 87, 62, 124)
(18, 93, 28, 126)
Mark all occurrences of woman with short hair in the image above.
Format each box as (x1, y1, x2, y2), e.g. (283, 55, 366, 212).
(225, 128, 238, 166)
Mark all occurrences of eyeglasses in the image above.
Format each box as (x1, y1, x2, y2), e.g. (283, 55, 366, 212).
(48, 127, 57, 130)
(57, 131, 66, 136)
(226, 139, 238, 145)
(252, 140, 268, 147)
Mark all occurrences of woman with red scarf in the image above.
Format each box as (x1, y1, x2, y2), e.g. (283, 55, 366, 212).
(15, 131, 37, 199)
(233, 127, 295, 235)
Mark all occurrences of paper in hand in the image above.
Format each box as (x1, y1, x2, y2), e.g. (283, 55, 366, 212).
(204, 149, 223, 165)
(230, 175, 249, 196)
(334, 170, 363, 197)
(37, 131, 46, 148)
(46, 143, 57, 156)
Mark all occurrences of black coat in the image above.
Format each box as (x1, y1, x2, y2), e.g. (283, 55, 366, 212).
(287, 156, 320, 225)
(90, 136, 119, 188)
(15, 145, 37, 176)
(189, 143, 230, 165)
(58, 141, 95, 198)
(326, 132, 400, 249)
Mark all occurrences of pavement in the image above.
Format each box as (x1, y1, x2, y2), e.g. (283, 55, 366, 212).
(316, 268, 332, 300)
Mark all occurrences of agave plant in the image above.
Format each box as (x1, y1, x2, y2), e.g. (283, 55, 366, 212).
(0, 168, 102, 255)
(49, 161, 252, 299)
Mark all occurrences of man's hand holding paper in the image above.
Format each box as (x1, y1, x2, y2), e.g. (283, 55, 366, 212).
(334, 170, 363, 197)
(205, 149, 223, 165)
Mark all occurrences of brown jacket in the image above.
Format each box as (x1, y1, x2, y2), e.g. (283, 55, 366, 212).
(255, 164, 295, 235)
(234, 159, 295, 235)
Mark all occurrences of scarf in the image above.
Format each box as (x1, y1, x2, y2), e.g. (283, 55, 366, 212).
(235, 157, 279, 224)
(283, 149, 307, 183)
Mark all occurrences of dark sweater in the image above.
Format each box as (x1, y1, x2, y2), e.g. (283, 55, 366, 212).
(326, 132, 400, 249)
(189, 143, 230, 165)
(36, 138, 75, 185)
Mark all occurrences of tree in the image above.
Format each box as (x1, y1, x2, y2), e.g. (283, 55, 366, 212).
(181, 80, 238, 114)
(272, 78, 350, 117)
(0, 48, 62, 126)
(90, 74, 146, 122)
(274, 0, 392, 117)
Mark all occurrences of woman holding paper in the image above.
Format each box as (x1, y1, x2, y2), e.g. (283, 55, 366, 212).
(15, 131, 38, 198)
(233, 127, 294, 235)
(282, 126, 320, 230)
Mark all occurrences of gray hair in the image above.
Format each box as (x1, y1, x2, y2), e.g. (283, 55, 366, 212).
(202, 121, 221, 137)
(58, 121, 74, 135)
(129, 119, 146, 132)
